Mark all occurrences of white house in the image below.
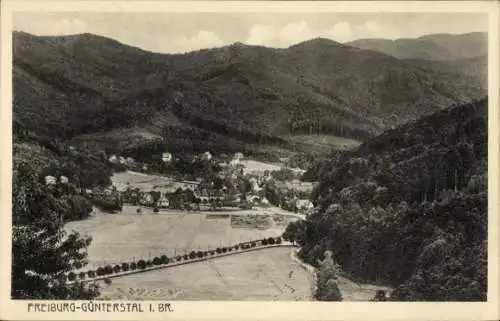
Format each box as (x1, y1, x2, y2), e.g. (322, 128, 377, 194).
(108, 155, 118, 163)
(45, 175, 57, 185)
(202, 151, 212, 161)
(296, 199, 314, 213)
(157, 195, 170, 208)
(60, 176, 69, 184)
(162, 152, 172, 163)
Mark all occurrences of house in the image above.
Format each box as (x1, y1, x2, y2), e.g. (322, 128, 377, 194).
(45, 175, 57, 186)
(247, 195, 261, 204)
(139, 192, 154, 207)
(182, 180, 200, 190)
(157, 194, 170, 208)
(296, 199, 314, 213)
(202, 151, 212, 161)
(60, 176, 69, 184)
(162, 152, 172, 163)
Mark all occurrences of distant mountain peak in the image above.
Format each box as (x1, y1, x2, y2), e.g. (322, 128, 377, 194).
(290, 37, 344, 48)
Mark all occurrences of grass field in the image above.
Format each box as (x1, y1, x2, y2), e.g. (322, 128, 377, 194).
(110, 171, 179, 192)
(289, 134, 361, 153)
(97, 247, 314, 300)
(65, 205, 299, 270)
(336, 276, 393, 301)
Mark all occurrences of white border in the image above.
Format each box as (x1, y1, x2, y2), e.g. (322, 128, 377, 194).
(1, 1, 499, 321)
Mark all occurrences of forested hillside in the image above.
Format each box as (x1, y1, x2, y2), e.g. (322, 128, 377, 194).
(285, 98, 488, 301)
(347, 32, 487, 61)
(13, 32, 485, 157)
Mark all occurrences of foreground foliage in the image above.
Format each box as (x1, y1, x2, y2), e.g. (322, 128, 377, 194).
(12, 161, 100, 299)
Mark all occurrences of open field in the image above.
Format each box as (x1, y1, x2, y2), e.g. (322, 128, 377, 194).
(110, 171, 179, 192)
(336, 276, 393, 301)
(97, 247, 314, 300)
(289, 134, 361, 153)
(65, 205, 299, 270)
(240, 159, 305, 175)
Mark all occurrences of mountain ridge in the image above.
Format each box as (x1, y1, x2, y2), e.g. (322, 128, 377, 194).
(346, 32, 487, 61)
(13, 31, 487, 158)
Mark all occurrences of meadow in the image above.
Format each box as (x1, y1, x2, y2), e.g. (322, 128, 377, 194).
(289, 134, 361, 153)
(65, 205, 299, 270)
(97, 247, 314, 301)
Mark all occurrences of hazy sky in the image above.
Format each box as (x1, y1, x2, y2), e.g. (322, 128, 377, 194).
(13, 12, 488, 53)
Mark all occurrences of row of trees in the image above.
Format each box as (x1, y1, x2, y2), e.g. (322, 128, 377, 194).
(65, 237, 284, 283)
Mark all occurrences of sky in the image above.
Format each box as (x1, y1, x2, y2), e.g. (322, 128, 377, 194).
(12, 12, 488, 54)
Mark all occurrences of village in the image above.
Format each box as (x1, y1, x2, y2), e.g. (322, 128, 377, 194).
(46, 150, 316, 218)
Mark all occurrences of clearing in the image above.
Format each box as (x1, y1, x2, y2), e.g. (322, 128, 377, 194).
(289, 134, 361, 153)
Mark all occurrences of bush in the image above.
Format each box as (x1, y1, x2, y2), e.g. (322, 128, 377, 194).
(250, 242, 256, 248)
(153, 257, 162, 266)
(130, 262, 137, 270)
(268, 237, 276, 245)
(228, 247, 233, 252)
(262, 239, 268, 246)
(153, 207, 159, 213)
(276, 237, 282, 244)
(79, 272, 86, 280)
(104, 265, 113, 275)
(176, 255, 182, 261)
(221, 247, 228, 253)
(68, 272, 76, 281)
(74, 261, 83, 269)
(96, 267, 105, 276)
(58, 274, 68, 283)
(234, 245, 240, 250)
(104, 278, 112, 285)
(122, 262, 130, 272)
(183, 254, 189, 260)
(137, 260, 146, 270)
(210, 251, 215, 256)
(197, 251, 204, 258)
(146, 260, 153, 267)
(189, 251, 197, 259)
(160, 255, 169, 264)
(87, 270, 96, 278)
(113, 265, 121, 273)
(216, 248, 222, 254)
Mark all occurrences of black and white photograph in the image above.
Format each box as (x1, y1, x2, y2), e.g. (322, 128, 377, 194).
(1, 0, 499, 320)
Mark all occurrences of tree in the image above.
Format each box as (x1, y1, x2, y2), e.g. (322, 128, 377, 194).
(153, 257, 162, 265)
(137, 260, 146, 270)
(315, 251, 343, 301)
(12, 161, 100, 299)
(104, 265, 113, 275)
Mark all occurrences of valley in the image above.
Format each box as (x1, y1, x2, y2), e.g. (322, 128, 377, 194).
(11, 28, 488, 303)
